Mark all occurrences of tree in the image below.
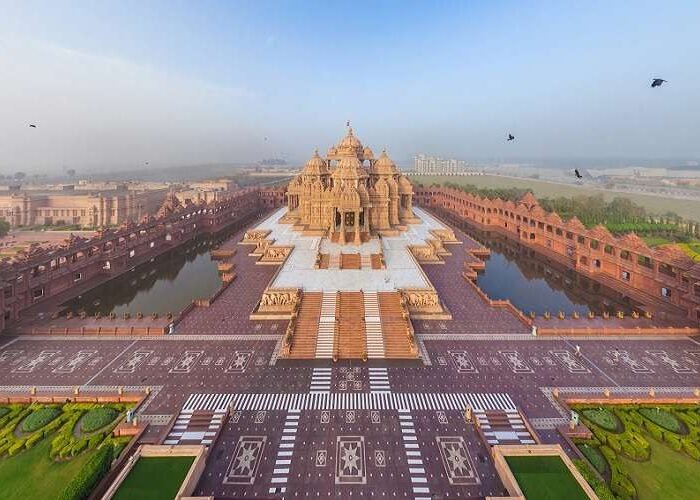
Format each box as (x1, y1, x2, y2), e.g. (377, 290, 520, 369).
(67, 168, 76, 178)
(14, 171, 26, 181)
(0, 220, 9, 237)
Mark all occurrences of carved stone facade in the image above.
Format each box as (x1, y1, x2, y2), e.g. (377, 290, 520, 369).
(285, 126, 417, 244)
(401, 289, 443, 315)
(258, 288, 301, 312)
(241, 229, 271, 243)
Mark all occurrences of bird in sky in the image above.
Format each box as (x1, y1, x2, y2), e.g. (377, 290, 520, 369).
(144, 161, 149, 165)
(574, 169, 583, 179)
(507, 134, 515, 141)
(28, 124, 37, 128)
(651, 78, 667, 88)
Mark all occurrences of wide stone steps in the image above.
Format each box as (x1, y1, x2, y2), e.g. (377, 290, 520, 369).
(286, 291, 416, 360)
(378, 292, 415, 359)
(340, 253, 361, 270)
(337, 292, 366, 359)
(286, 292, 321, 359)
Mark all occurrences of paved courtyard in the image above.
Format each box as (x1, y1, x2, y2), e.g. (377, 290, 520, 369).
(1, 209, 699, 499)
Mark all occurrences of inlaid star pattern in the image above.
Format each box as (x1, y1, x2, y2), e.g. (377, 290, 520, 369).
(234, 443, 259, 475)
(446, 444, 469, 475)
(341, 444, 361, 475)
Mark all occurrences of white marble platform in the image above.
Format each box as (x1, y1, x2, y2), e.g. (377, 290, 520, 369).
(251, 207, 446, 292)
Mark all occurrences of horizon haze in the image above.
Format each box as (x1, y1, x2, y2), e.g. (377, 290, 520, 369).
(1, 0, 699, 174)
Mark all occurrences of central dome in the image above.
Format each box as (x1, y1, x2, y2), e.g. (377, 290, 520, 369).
(335, 127, 364, 156)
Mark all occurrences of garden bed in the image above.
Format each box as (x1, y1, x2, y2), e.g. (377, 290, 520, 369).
(0, 402, 133, 500)
(572, 404, 700, 499)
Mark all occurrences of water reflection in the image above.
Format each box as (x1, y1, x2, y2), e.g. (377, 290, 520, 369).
(446, 215, 634, 315)
(63, 224, 243, 316)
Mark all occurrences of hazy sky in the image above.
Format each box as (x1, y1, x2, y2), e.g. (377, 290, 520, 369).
(1, 0, 699, 173)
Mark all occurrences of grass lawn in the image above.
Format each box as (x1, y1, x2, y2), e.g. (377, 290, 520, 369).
(505, 455, 589, 500)
(112, 456, 195, 500)
(0, 437, 96, 500)
(621, 438, 700, 500)
(414, 175, 700, 221)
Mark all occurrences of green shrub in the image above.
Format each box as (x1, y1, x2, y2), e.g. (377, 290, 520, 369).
(664, 432, 683, 452)
(579, 443, 608, 474)
(0, 407, 9, 419)
(25, 432, 44, 449)
(642, 418, 665, 441)
(573, 458, 616, 500)
(22, 407, 62, 433)
(87, 432, 105, 450)
(638, 407, 684, 434)
(582, 407, 620, 432)
(8, 439, 26, 456)
(682, 438, 700, 460)
(57, 444, 114, 500)
(606, 434, 623, 453)
(81, 407, 119, 433)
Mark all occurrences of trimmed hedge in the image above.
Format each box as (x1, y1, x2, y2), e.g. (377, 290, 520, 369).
(22, 407, 62, 433)
(57, 444, 114, 500)
(81, 407, 119, 433)
(581, 408, 620, 432)
(638, 407, 684, 434)
(573, 459, 615, 500)
(578, 443, 608, 474)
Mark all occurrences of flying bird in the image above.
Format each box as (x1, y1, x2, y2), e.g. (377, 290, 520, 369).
(574, 169, 583, 179)
(507, 134, 515, 141)
(28, 124, 37, 128)
(651, 78, 667, 88)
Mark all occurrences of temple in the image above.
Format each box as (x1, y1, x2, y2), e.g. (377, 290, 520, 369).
(285, 126, 417, 243)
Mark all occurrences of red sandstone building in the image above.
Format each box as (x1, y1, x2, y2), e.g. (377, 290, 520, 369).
(3, 184, 700, 332)
(415, 186, 700, 322)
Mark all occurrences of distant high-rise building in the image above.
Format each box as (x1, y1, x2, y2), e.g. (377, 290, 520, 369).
(414, 154, 467, 175)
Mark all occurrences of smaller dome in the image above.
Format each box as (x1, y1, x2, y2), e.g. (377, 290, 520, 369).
(372, 149, 398, 175)
(303, 149, 328, 176)
(363, 146, 374, 159)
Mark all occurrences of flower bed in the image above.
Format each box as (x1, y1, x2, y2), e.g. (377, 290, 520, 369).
(22, 406, 62, 433)
(81, 407, 120, 433)
(572, 404, 700, 500)
(638, 407, 685, 434)
(580, 407, 620, 432)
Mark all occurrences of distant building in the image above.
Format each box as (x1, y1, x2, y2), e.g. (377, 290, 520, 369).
(414, 154, 467, 175)
(0, 179, 239, 229)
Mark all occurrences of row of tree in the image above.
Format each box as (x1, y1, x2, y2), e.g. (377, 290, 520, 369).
(424, 182, 700, 243)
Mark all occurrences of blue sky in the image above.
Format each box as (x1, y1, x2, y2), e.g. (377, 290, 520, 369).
(1, 0, 699, 172)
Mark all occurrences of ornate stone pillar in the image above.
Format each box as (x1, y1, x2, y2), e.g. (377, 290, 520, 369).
(354, 209, 361, 244)
(339, 210, 346, 244)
